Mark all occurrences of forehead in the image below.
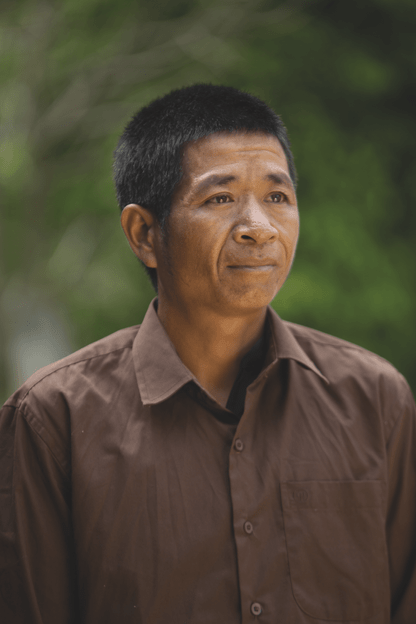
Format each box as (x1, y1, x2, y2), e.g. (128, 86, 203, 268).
(181, 132, 289, 180)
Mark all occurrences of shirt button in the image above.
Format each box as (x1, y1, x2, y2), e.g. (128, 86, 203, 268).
(244, 521, 253, 534)
(234, 439, 244, 452)
(251, 602, 262, 616)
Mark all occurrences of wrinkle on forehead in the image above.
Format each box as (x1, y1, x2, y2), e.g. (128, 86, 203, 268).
(185, 132, 286, 161)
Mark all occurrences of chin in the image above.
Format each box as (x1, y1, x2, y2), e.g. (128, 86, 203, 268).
(221, 287, 277, 313)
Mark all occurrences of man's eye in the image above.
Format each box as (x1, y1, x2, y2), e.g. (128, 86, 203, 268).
(270, 192, 286, 203)
(209, 194, 231, 204)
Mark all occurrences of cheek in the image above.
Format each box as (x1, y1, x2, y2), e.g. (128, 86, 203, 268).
(168, 211, 230, 277)
(168, 225, 208, 275)
(291, 222, 300, 246)
(282, 214, 300, 245)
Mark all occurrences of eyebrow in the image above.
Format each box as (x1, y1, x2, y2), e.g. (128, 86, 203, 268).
(192, 174, 237, 197)
(265, 172, 294, 190)
(191, 171, 295, 199)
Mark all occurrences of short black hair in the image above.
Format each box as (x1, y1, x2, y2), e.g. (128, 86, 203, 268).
(113, 83, 297, 291)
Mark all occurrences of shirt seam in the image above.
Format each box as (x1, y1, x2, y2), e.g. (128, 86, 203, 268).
(287, 327, 405, 383)
(287, 324, 396, 363)
(4, 345, 133, 411)
(385, 381, 414, 445)
(14, 404, 70, 480)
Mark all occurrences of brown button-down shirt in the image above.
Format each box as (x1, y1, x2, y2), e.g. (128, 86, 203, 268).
(1, 300, 415, 623)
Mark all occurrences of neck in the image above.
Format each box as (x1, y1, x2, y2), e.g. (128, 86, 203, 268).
(157, 298, 268, 407)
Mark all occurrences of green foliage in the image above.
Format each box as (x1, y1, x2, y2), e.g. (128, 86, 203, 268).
(1, 0, 415, 401)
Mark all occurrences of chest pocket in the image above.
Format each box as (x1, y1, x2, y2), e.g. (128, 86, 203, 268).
(281, 480, 388, 622)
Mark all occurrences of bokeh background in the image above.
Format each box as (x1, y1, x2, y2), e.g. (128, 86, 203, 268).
(1, 0, 415, 403)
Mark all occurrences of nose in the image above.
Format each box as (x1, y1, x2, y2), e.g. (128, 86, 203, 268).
(232, 198, 278, 245)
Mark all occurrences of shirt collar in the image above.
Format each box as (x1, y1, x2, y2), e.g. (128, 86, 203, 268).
(133, 299, 328, 406)
(133, 299, 193, 405)
(266, 306, 329, 384)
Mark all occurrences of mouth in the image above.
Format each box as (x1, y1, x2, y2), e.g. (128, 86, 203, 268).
(228, 265, 276, 270)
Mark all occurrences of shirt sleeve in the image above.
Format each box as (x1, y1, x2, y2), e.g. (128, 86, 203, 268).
(386, 379, 416, 623)
(0, 402, 80, 624)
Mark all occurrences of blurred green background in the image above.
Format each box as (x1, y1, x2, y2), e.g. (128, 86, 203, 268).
(1, 0, 415, 403)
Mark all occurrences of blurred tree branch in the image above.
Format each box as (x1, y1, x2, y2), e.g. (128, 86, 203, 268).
(1, 0, 415, 401)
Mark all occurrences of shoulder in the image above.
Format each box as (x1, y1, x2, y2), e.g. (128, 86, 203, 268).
(1, 325, 142, 474)
(3, 325, 141, 411)
(284, 320, 399, 376)
(282, 320, 412, 422)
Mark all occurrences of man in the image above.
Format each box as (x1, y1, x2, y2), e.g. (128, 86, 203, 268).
(0, 84, 415, 623)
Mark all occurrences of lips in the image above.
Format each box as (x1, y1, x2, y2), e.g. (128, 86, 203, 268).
(228, 265, 276, 273)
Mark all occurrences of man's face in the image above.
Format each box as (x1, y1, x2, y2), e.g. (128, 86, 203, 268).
(154, 131, 299, 316)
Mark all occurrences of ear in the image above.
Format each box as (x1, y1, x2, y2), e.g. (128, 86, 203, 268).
(120, 204, 158, 268)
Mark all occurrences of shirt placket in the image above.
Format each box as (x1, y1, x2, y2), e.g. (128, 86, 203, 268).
(229, 383, 271, 623)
